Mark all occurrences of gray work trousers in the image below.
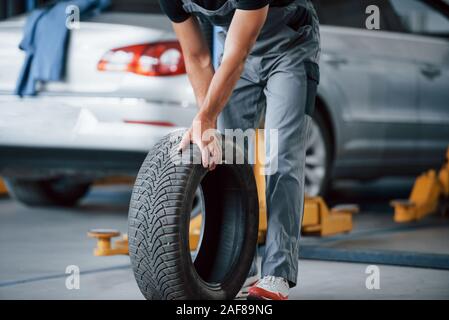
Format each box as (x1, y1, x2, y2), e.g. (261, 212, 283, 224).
(217, 1, 321, 287)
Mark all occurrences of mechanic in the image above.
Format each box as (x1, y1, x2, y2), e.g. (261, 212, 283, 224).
(160, 0, 320, 300)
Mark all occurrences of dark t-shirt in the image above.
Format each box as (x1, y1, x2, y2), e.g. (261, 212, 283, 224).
(159, 0, 293, 23)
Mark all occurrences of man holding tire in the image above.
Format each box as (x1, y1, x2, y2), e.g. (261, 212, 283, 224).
(160, 0, 320, 300)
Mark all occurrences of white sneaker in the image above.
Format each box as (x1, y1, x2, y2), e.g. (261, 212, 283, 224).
(236, 274, 259, 299)
(248, 276, 289, 300)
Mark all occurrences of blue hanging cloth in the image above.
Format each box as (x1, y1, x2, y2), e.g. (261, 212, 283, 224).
(15, 0, 111, 96)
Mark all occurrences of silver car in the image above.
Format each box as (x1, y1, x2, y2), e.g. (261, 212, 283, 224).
(0, 0, 448, 206)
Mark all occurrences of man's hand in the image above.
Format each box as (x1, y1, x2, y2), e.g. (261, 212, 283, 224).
(178, 112, 222, 171)
(174, 6, 268, 170)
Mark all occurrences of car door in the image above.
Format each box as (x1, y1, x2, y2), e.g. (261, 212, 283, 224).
(389, 0, 449, 167)
(315, 0, 421, 173)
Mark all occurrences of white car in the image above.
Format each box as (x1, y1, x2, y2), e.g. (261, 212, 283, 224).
(0, 6, 202, 206)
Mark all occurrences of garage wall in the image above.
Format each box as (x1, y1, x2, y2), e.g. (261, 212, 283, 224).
(0, 0, 52, 20)
(0, 0, 166, 20)
(108, 0, 161, 13)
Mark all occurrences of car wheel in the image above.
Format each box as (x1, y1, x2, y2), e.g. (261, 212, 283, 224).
(4, 177, 91, 207)
(305, 112, 332, 196)
(128, 130, 259, 300)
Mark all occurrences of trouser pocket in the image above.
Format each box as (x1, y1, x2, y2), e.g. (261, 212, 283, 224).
(304, 61, 319, 116)
(286, 2, 313, 32)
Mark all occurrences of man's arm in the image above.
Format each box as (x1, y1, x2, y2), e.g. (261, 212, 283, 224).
(176, 6, 269, 169)
(198, 7, 268, 122)
(172, 17, 214, 108)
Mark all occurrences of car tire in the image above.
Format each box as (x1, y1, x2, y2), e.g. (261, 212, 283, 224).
(4, 177, 91, 207)
(305, 111, 332, 196)
(128, 130, 259, 300)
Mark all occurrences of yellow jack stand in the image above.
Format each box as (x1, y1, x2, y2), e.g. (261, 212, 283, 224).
(391, 148, 449, 223)
(88, 229, 129, 256)
(189, 215, 202, 251)
(254, 129, 269, 243)
(186, 200, 356, 248)
(302, 197, 358, 236)
(0, 178, 8, 195)
(254, 130, 356, 240)
(95, 176, 135, 186)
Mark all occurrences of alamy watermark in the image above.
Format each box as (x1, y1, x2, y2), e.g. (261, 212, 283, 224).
(366, 5, 381, 30)
(365, 265, 380, 290)
(66, 5, 80, 30)
(65, 265, 80, 290)
(171, 126, 279, 175)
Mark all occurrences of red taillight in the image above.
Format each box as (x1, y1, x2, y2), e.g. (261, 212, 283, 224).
(97, 41, 186, 76)
(124, 120, 175, 127)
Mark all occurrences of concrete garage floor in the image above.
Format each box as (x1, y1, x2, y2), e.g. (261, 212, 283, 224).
(1, 181, 449, 300)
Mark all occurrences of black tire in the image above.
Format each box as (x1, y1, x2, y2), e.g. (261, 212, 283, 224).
(307, 110, 333, 197)
(128, 130, 259, 300)
(4, 177, 91, 207)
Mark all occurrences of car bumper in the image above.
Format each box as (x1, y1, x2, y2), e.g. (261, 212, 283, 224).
(0, 145, 147, 177)
(0, 95, 196, 176)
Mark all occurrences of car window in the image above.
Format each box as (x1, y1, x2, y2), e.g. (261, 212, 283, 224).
(312, 0, 406, 32)
(389, 0, 449, 37)
(312, 0, 367, 29)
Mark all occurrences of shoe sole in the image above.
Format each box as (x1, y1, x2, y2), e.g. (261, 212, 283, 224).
(236, 275, 259, 299)
(247, 287, 288, 300)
